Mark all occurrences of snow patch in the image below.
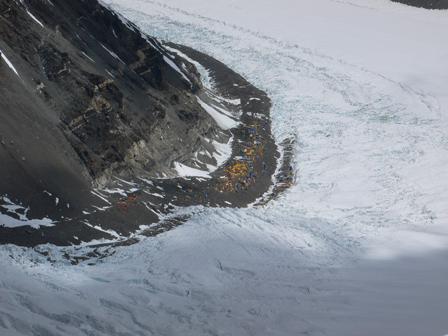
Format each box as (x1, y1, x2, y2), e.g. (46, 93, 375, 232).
(174, 161, 211, 178)
(0, 49, 20, 77)
(211, 137, 233, 168)
(164, 45, 214, 89)
(81, 51, 95, 63)
(163, 55, 192, 86)
(25, 9, 44, 27)
(197, 97, 239, 130)
(0, 196, 55, 229)
(100, 43, 125, 63)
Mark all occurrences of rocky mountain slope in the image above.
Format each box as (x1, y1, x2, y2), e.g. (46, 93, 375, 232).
(1, 0, 225, 186)
(0, 0, 229, 241)
(391, 0, 448, 9)
(0, 0, 280, 246)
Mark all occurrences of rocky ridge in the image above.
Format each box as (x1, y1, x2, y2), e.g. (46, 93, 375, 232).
(391, 0, 448, 9)
(0, 0, 285, 247)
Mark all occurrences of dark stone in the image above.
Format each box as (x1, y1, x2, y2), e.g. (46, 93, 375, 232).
(0, 0, 222, 234)
(0, 0, 280, 248)
(391, 0, 448, 9)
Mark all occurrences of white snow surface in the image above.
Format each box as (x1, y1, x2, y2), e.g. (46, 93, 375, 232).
(2, 1, 448, 335)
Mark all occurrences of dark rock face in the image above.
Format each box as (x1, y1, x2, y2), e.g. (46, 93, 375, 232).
(0, 0, 282, 248)
(391, 0, 448, 9)
(0, 0, 226, 221)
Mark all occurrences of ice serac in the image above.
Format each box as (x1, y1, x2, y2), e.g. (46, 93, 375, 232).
(0, 0, 229, 233)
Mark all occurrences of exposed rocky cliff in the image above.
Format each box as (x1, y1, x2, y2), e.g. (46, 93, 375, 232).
(0, 0, 230, 228)
(0, 0, 280, 247)
(391, 0, 448, 9)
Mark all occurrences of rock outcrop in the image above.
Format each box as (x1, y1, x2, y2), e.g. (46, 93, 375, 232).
(0, 0, 228, 225)
(0, 0, 281, 248)
(391, 0, 448, 9)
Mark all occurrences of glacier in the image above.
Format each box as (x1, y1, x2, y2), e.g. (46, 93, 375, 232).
(1, 0, 448, 335)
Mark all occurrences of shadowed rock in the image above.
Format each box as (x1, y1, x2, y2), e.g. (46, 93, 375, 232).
(391, 0, 448, 9)
(0, 0, 225, 222)
(0, 0, 281, 246)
